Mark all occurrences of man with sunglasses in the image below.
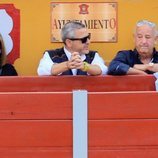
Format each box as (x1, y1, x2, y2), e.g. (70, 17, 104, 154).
(37, 21, 107, 76)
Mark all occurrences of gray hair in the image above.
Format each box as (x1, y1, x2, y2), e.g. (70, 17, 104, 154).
(61, 21, 86, 43)
(134, 20, 158, 36)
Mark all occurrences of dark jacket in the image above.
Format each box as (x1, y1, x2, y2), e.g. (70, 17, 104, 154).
(0, 63, 18, 76)
(108, 49, 158, 75)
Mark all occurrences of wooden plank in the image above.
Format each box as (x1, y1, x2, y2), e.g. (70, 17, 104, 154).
(0, 92, 72, 119)
(1, 148, 158, 158)
(89, 149, 158, 158)
(0, 120, 158, 146)
(0, 120, 72, 147)
(89, 92, 158, 119)
(0, 75, 155, 92)
(0, 148, 71, 158)
(89, 119, 158, 146)
(0, 92, 158, 119)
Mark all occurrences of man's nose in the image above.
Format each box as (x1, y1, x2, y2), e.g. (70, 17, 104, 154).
(142, 37, 147, 43)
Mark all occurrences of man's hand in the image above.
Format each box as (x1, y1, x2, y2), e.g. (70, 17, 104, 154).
(127, 67, 148, 75)
(67, 52, 102, 75)
(147, 63, 158, 72)
(133, 63, 158, 73)
(67, 52, 83, 69)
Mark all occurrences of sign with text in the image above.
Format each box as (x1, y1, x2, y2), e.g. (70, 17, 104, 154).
(51, 2, 117, 42)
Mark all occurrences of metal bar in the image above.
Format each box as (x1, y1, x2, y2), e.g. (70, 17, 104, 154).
(73, 90, 88, 158)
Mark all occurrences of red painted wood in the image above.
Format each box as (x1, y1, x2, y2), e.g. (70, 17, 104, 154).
(0, 148, 71, 158)
(88, 149, 158, 158)
(89, 92, 158, 119)
(0, 92, 158, 119)
(89, 120, 158, 146)
(0, 148, 158, 158)
(0, 81, 157, 157)
(0, 92, 72, 119)
(0, 75, 155, 92)
(0, 120, 158, 146)
(0, 120, 72, 147)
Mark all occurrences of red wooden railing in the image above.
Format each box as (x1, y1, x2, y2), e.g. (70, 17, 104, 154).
(0, 91, 157, 157)
(0, 75, 156, 92)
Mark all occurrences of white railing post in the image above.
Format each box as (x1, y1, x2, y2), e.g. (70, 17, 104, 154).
(73, 90, 88, 158)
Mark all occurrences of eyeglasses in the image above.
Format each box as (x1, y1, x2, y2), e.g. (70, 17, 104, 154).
(68, 33, 91, 43)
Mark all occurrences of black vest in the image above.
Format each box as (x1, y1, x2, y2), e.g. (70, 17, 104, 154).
(47, 48, 96, 75)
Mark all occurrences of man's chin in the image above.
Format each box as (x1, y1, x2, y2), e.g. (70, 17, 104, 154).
(82, 49, 89, 54)
(138, 50, 152, 58)
(139, 49, 149, 53)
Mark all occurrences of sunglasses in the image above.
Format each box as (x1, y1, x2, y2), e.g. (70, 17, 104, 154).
(69, 33, 91, 43)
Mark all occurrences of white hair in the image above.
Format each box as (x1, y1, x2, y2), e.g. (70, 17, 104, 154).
(134, 20, 158, 36)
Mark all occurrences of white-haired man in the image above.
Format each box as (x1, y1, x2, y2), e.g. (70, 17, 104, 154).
(108, 20, 158, 75)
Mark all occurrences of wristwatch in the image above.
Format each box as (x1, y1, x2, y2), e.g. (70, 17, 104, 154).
(149, 63, 154, 67)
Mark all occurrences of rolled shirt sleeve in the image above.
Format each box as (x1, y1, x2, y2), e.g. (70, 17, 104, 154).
(91, 53, 108, 75)
(37, 52, 53, 76)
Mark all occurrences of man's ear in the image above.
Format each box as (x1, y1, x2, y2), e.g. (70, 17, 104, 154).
(65, 39, 72, 47)
(154, 35, 158, 45)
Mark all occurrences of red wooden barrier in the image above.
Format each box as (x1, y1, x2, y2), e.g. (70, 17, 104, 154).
(0, 75, 156, 92)
(0, 91, 158, 119)
(0, 91, 158, 157)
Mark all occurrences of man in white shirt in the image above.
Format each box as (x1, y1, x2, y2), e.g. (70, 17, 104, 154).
(37, 21, 107, 76)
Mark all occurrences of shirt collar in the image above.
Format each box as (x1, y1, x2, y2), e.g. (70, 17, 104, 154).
(64, 47, 86, 61)
(64, 47, 71, 60)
